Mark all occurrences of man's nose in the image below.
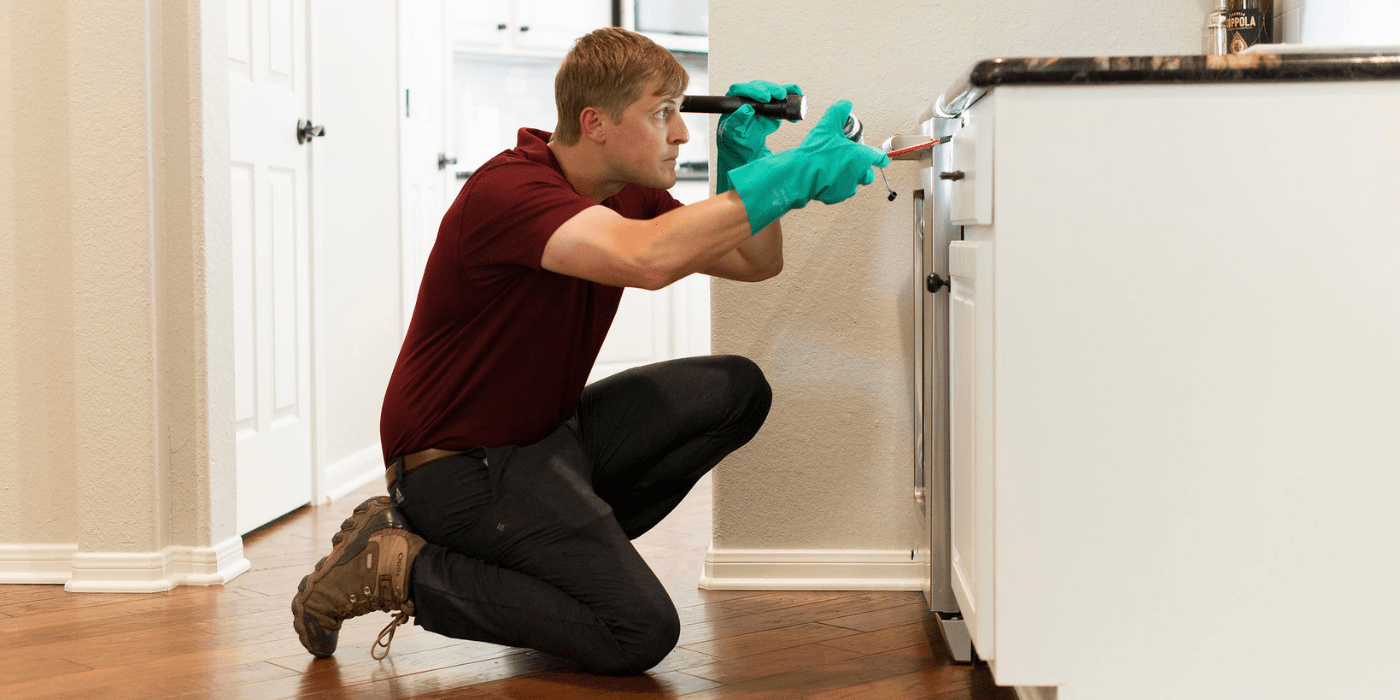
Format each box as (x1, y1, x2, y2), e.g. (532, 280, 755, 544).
(671, 116, 689, 145)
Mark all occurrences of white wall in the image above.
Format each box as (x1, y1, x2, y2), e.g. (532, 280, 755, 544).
(311, 2, 408, 498)
(1276, 0, 1400, 44)
(707, 1, 1203, 587)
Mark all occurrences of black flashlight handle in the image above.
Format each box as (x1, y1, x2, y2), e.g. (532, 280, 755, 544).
(680, 94, 806, 121)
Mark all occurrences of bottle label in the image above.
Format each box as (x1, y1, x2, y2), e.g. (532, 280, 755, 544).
(1227, 9, 1263, 53)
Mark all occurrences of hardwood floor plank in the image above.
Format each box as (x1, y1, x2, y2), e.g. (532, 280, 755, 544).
(680, 621, 861, 659)
(266, 636, 523, 686)
(0, 650, 93, 687)
(634, 645, 720, 675)
(0, 584, 286, 644)
(818, 621, 939, 656)
(0, 590, 149, 618)
(702, 590, 859, 619)
(678, 641, 865, 685)
(0, 584, 72, 607)
(804, 670, 975, 700)
(820, 601, 936, 632)
(676, 591, 921, 647)
(456, 668, 723, 699)
(278, 650, 575, 700)
(676, 640, 944, 699)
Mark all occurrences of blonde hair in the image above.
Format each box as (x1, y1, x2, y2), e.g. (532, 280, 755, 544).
(553, 27, 689, 146)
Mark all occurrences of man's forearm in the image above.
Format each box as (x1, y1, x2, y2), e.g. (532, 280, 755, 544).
(702, 218, 782, 282)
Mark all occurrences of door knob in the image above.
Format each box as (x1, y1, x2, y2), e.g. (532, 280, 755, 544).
(297, 119, 325, 144)
(438, 153, 458, 171)
(927, 273, 948, 293)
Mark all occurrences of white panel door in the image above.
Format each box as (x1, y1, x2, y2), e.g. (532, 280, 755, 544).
(230, 0, 314, 534)
(948, 240, 995, 657)
(400, 0, 453, 327)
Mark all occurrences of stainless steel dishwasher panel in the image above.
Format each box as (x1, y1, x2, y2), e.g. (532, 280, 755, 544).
(915, 114, 962, 613)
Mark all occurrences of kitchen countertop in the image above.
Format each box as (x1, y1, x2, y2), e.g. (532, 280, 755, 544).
(936, 49, 1400, 117)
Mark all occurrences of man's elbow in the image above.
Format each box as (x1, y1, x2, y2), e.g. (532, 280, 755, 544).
(740, 256, 782, 283)
(631, 258, 679, 291)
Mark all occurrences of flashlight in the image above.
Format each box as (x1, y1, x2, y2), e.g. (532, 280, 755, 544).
(680, 94, 863, 143)
(680, 94, 807, 121)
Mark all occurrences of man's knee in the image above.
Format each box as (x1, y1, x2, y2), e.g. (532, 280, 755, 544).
(593, 600, 680, 675)
(713, 354, 771, 435)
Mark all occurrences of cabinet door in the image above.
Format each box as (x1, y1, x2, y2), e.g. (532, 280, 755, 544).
(513, 0, 611, 52)
(447, 0, 512, 51)
(948, 241, 995, 657)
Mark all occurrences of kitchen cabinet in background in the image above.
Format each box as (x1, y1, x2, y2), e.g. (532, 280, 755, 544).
(448, 0, 610, 54)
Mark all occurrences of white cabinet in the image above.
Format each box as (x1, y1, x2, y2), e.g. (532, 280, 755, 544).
(943, 82, 1400, 699)
(947, 240, 995, 657)
(447, 0, 513, 50)
(448, 0, 610, 54)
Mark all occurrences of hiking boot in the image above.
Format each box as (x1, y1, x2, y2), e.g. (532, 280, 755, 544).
(291, 496, 425, 659)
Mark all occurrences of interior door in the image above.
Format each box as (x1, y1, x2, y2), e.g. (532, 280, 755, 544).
(229, 0, 315, 534)
(399, 0, 453, 328)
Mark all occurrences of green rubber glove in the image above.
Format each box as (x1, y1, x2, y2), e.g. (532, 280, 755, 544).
(728, 100, 890, 233)
(716, 81, 802, 194)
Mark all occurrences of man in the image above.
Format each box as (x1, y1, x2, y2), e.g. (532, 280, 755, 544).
(291, 27, 887, 674)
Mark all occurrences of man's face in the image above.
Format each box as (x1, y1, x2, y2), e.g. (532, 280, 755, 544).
(601, 84, 689, 190)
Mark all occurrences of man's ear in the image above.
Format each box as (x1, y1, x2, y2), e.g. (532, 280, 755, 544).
(579, 106, 608, 144)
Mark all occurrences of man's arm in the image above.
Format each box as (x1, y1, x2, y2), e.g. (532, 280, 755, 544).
(544, 100, 885, 291)
(698, 219, 781, 282)
(542, 189, 776, 290)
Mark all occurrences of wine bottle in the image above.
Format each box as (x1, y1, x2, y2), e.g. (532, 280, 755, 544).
(1227, 0, 1273, 53)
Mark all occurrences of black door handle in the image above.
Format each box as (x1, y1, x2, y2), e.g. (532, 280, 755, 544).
(297, 119, 325, 144)
(927, 273, 948, 293)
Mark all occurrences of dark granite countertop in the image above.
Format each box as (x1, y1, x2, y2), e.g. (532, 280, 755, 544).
(935, 50, 1400, 117)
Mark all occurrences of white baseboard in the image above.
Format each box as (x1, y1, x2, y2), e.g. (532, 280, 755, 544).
(322, 444, 386, 504)
(698, 547, 925, 591)
(1015, 685, 1059, 700)
(44, 536, 252, 593)
(0, 544, 81, 584)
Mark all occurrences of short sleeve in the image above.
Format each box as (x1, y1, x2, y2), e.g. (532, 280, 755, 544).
(453, 159, 598, 273)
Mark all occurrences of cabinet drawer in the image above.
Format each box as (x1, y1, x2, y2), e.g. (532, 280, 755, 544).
(947, 105, 993, 226)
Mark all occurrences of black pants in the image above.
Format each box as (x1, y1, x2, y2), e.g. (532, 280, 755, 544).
(396, 355, 771, 675)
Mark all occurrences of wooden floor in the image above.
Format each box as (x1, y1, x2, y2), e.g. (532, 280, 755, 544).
(0, 475, 1016, 700)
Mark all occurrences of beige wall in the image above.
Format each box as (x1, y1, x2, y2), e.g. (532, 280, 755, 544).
(709, 1, 1202, 559)
(0, 0, 240, 588)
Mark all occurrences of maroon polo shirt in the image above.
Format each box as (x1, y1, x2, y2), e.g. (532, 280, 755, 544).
(379, 128, 683, 461)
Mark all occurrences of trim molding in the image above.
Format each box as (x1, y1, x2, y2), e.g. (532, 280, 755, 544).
(65, 536, 251, 593)
(698, 547, 925, 591)
(0, 537, 250, 592)
(322, 444, 385, 504)
(0, 544, 81, 584)
(1015, 686, 1059, 700)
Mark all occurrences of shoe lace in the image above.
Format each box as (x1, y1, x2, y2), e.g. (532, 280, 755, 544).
(372, 610, 410, 660)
